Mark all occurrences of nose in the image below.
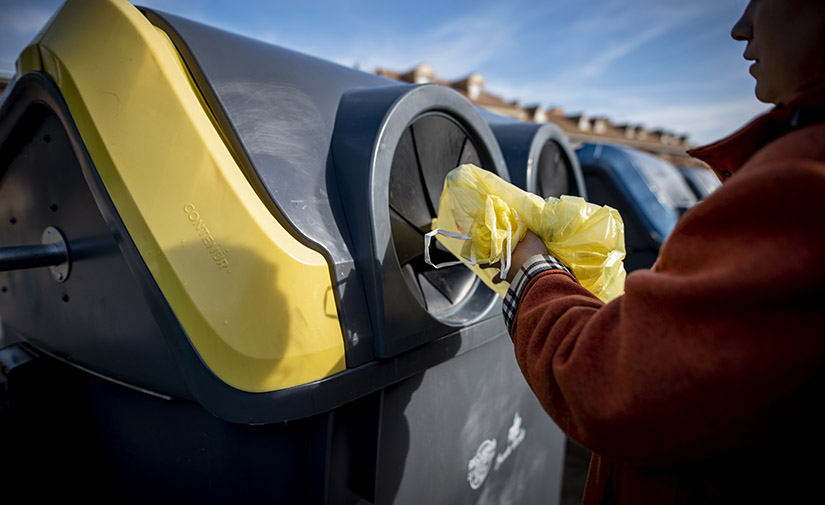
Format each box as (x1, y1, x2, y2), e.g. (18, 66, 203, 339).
(731, 2, 753, 41)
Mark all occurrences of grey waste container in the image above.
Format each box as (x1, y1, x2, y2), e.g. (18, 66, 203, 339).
(678, 164, 722, 200)
(577, 142, 697, 271)
(482, 114, 586, 199)
(0, 1, 567, 503)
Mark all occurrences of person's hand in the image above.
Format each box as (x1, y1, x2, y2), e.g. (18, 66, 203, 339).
(505, 230, 548, 283)
(482, 230, 549, 284)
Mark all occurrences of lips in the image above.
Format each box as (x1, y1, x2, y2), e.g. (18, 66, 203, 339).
(743, 47, 758, 77)
(748, 60, 759, 78)
(743, 46, 757, 64)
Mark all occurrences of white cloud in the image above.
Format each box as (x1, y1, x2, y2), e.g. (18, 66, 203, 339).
(252, 4, 524, 80)
(617, 98, 769, 144)
(547, 1, 709, 83)
(570, 24, 670, 81)
(474, 2, 759, 145)
(0, 0, 762, 145)
(486, 74, 769, 145)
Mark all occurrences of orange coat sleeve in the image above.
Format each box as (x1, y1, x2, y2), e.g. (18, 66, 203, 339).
(509, 131, 825, 467)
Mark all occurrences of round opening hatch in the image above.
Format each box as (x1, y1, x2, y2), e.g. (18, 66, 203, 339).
(387, 112, 492, 320)
(536, 140, 572, 198)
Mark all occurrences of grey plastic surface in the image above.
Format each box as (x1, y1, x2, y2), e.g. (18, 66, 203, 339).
(376, 334, 565, 505)
(142, 8, 392, 367)
(2, 332, 564, 505)
(1, 8, 574, 502)
(146, 8, 510, 359)
(0, 73, 519, 423)
(0, 74, 190, 399)
(331, 84, 508, 357)
(0, 13, 564, 430)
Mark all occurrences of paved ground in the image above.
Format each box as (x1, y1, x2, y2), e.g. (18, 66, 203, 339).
(561, 437, 591, 505)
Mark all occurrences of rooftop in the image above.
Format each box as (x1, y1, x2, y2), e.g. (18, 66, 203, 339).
(374, 63, 707, 168)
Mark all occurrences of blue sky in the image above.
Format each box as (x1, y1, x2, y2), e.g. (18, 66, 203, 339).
(0, 0, 767, 145)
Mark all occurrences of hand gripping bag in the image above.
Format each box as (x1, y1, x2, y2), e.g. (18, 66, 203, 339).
(425, 163, 626, 302)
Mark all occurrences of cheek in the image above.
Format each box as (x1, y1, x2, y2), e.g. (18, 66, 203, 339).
(753, 0, 825, 95)
(765, 35, 823, 97)
(795, 24, 825, 83)
(752, 22, 806, 97)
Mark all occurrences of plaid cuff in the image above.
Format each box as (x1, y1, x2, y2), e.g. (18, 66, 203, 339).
(503, 254, 573, 333)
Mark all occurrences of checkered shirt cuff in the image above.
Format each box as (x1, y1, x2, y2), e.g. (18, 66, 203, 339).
(503, 254, 573, 333)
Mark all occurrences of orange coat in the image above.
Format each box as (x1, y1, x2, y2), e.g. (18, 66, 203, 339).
(508, 80, 825, 504)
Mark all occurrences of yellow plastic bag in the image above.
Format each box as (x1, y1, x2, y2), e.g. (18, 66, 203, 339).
(425, 163, 626, 302)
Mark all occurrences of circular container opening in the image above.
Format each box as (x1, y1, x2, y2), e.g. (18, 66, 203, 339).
(536, 140, 572, 198)
(388, 112, 494, 321)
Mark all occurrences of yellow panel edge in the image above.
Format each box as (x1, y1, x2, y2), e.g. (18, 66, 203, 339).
(28, 0, 347, 392)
